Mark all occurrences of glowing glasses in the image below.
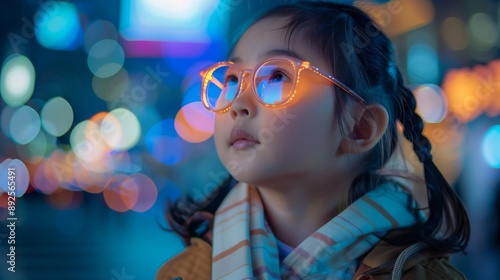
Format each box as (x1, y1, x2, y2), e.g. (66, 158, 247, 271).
(199, 56, 365, 113)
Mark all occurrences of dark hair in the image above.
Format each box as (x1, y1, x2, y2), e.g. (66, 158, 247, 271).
(167, 1, 470, 253)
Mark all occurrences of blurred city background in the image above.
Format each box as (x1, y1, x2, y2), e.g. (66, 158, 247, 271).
(0, 0, 499, 279)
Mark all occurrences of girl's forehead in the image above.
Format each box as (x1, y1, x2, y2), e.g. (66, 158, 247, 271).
(230, 18, 327, 70)
(230, 19, 289, 61)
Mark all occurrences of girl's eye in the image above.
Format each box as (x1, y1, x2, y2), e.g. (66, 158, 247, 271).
(224, 75, 238, 86)
(269, 70, 290, 83)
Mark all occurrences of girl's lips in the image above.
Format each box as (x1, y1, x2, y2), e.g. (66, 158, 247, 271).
(229, 128, 260, 150)
(232, 139, 259, 150)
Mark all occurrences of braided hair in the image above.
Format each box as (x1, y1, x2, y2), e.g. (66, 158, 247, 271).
(393, 67, 470, 252)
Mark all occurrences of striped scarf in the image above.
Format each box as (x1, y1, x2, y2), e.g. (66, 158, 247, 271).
(211, 182, 421, 280)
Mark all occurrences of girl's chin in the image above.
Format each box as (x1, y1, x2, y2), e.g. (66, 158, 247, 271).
(227, 170, 268, 186)
(227, 169, 283, 187)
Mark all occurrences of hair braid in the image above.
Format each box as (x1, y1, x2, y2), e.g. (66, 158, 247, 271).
(393, 68, 470, 252)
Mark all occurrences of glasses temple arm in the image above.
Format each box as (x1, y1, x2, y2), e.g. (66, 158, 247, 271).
(306, 66, 365, 104)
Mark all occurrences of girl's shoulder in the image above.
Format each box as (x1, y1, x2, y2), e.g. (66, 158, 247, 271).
(355, 242, 466, 280)
(155, 237, 212, 280)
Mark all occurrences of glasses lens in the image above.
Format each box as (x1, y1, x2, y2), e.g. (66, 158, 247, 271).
(254, 59, 295, 105)
(205, 65, 239, 111)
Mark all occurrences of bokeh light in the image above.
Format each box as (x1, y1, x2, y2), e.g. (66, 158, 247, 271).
(9, 105, 41, 145)
(358, 0, 434, 37)
(441, 17, 468, 51)
(468, 13, 498, 51)
(33, 157, 61, 194)
(87, 39, 125, 78)
(73, 162, 112, 194)
(120, 0, 219, 41)
(103, 174, 139, 212)
(103, 108, 141, 151)
(0, 159, 30, 197)
(414, 84, 448, 123)
(35, 1, 82, 50)
(146, 119, 184, 165)
(441, 60, 500, 123)
(89, 111, 116, 152)
(84, 20, 119, 53)
(175, 102, 214, 143)
(40, 149, 79, 191)
(92, 68, 129, 101)
(57, 151, 85, 191)
(142, 0, 216, 21)
(70, 118, 115, 176)
(41, 97, 74, 137)
(70, 120, 107, 163)
(442, 69, 480, 123)
(109, 151, 142, 173)
(128, 173, 158, 212)
(1, 106, 16, 138)
(1, 54, 36, 107)
(486, 60, 500, 116)
(407, 43, 439, 84)
(482, 125, 500, 168)
(16, 130, 48, 164)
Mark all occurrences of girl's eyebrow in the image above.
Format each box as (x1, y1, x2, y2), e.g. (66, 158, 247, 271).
(229, 49, 305, 64)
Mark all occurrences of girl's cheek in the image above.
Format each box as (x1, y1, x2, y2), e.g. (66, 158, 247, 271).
(213, 115, 229, 143)
(213, 115, 225, 131)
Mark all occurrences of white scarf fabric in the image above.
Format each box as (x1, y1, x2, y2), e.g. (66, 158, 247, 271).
(211, 182, 421, 279)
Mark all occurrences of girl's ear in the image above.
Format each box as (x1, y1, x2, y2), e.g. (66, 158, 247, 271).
(340, 104, 389, 154)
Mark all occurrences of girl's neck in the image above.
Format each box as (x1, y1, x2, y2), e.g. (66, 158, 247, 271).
(255, 178, 350, 247)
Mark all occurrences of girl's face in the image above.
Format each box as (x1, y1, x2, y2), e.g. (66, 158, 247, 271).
(214, 18, 350, 186)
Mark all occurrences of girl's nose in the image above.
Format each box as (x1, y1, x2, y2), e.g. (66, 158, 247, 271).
(229, 72, 256, 119)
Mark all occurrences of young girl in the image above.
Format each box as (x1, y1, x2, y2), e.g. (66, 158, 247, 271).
(157, 2, 470, 279)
